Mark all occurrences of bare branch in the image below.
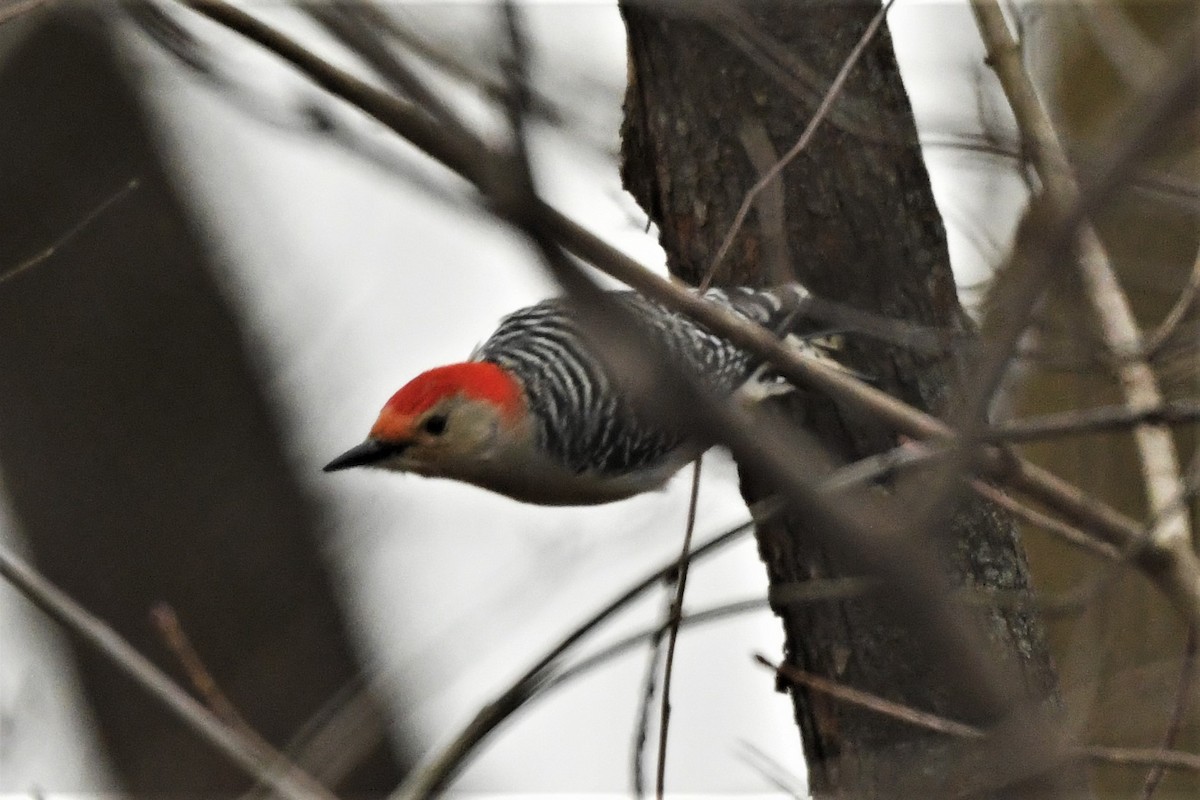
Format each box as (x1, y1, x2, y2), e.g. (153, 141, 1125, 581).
(987, 399, 1200, 443)
(554, 577, 1092, 717)
(970, 481, 1122, 561)
(361, 2, 566, 129)
(631, 607, 664, 798)
(703, 0, 896, 286)
(758, 654, 985, 739)
(557, 586, 861, 693)
(921, 133, 1200, 212)
(736, 740, 806, 799)
(391, 515, 759, 799)
(1078, 746, 1200, 774)
(151, 603, 251, 730)
(304, 3, 476, 145)
(1143, 247, 1200, 359)
(0, 178, 140, 285)
(180, 0, 483, 184)
(655, 458, 702, 798)
(972, 0, 1200, 623)
(736, 121, 793, 286)
(762, 655, 1200, 775)
(0, 547, 342, 800)
(1138, 629, 1198, 800)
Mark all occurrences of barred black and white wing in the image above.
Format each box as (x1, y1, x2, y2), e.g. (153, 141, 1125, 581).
(474, 284, 814, 477)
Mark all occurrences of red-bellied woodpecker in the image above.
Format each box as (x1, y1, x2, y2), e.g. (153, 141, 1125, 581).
(325, 285, 841, 505)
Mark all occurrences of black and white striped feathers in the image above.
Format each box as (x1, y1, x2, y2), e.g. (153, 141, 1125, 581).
(473, 284, 819, 479)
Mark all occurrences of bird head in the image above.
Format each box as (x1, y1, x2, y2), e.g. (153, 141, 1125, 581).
(324, 362, 527, 478)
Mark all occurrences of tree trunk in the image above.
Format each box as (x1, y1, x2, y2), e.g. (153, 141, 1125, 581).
(619, 3, 1081, 796)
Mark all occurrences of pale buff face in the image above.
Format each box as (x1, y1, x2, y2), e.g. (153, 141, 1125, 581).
(375, 394, 524, 478)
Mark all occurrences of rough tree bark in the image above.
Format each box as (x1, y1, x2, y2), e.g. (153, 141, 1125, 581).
(620, 3, 1085, 797)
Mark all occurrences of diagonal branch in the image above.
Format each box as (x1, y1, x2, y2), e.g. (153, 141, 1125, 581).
(1, 177, 140, 285)
(304, 2, 476, 145)
(759, 655, 1200, 774)
(703, 0, 897, 285)
(0, 547, 341, 800)
(1143, 246, 1200, 358)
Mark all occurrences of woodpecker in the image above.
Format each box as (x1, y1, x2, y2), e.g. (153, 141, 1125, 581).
(325, 285, 839, 505)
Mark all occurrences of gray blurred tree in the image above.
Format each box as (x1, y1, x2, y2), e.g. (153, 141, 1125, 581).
(0, 8, 409, 793)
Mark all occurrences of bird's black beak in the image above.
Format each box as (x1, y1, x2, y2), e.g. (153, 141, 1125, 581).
(323, 440, 406, 472)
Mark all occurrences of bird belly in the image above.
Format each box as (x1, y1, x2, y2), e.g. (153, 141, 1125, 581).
(459, 447, 698, 506)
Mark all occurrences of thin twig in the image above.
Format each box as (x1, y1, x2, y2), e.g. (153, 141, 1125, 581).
(239, 675, 392, 800)
(757, 654, 985, 739)
(702, 0, 896, 288)
(820, 440, 947, 492)
(655, 457, 703, 798)
(390, 515, 761, 799)
(921, 133, 1200, 210)
(362, 2, 565, 127)
(761, 654, 1200, 774)
(1143, 247, 1200, 359)
(305, 3, 476, 145)
(736, 740, 807, 799)
(151, 603, 250, 730)
(181, 0, 482, 183)
(703, 4, 888, 144)
(970, 481, 1122, 560)
(1138, 628, 1198, 800)
(887, 436, 1125, 560)
(0, 178, 140, 286)
(987, 399, 1200, 443)
(0, 547, 341, 800)
(150, 603, 323, 799)
(1079, 745, 1200, 773)
(554, 588, 861, 695)
(631, 609, 665, 798)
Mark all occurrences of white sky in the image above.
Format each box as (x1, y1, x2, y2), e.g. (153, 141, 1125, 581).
(0, 2, 1030, 795)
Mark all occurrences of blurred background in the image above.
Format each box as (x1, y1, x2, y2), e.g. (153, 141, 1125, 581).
(0, 1, 1195, 796)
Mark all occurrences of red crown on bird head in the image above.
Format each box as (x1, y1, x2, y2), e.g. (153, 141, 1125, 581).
(370, 362, 525, 441)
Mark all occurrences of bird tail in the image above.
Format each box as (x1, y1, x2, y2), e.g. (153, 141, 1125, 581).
(700, 283, 813, 337)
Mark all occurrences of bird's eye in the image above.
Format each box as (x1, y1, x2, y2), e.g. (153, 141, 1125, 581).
(423, 414, 448, 435)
